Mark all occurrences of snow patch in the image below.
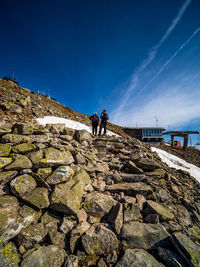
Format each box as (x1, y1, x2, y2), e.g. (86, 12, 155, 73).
(36, 116, 118, 136)
(151, 147, 200, 183)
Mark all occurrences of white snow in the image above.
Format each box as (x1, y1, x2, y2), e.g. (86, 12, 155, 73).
(151, 147, 200, 183)
(36, 116, 118, 136)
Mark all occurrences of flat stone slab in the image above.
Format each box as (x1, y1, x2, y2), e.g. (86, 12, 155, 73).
(121, 221, 170, 249)
(106, 182, 152, 197)
(146, 200, 174, 220)
(37, 147, 74, 167)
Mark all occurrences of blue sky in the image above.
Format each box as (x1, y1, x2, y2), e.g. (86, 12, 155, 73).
(1, 0, 200, 144)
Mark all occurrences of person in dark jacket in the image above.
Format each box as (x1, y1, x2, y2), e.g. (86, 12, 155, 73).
(99, 109, 109, 136)
(89, 112, 99, 135)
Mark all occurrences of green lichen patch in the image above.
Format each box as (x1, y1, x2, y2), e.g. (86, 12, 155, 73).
(0, 242, 21, 266)
(0, 144, 12, 157)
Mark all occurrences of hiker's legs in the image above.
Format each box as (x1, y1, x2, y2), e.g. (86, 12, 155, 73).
(103, 122, 107, 135)
(92, 124, 95, 135)
(94, 123, 98, 135)
(99, 123, 103, 136)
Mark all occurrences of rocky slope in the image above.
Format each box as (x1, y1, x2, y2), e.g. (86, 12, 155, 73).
(0, 79, 199, 267)
(0, 79, 128, 138)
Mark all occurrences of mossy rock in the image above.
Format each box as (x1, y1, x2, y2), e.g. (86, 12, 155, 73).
(37, 147, 74, 167)
(28, 150, 43, 165)
(0, 242, 21, 267)
(12, 143, 36, 154)
(36, 168, 52, 179)
(22, 187, 50, 209)
(0, 157, 13, 170)
(1, 134, 32, 144)
(12, 123, 34, 135)
(46, 166, 74, 185)
(0, 196, 19, 236)
(173, 232, 200, 267)
(17, 223, 48, 250)
(0, 144, 12, 157)
(10, 174, 37, 197)
(20, 245, 65, 267)
(40, 211, 60, 225)
(5, 155, 32, 171)
(0, 171, 18, 185)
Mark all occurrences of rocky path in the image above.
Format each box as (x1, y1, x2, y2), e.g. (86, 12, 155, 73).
(0, 122, 200, 267)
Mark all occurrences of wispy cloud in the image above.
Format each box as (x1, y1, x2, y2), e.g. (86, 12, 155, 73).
(113, 0, 192, 117)
(114, 79, 200, 128)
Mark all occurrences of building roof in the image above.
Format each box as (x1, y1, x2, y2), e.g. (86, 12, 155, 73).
(163, 131, 199, 135)
(124, 127, 165, 130)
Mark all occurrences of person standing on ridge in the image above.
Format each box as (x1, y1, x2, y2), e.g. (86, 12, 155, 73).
(99, 109, 109, 136)
(89, 112, 99, 136)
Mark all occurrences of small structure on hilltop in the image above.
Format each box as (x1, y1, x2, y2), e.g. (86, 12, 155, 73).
(2, 76, 19, 85)
(124, 127, 165, 144)
(163, 131, 199, 150)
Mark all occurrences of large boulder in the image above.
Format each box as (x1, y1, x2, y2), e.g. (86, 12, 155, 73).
(0, 205, 39, 243)
(22, 187, 50, 209)
(81, 223, 118, 256)
(106, 182, 152, 197)
(83, 192, 117, 217)
(172, 232, 200, 267)
(20, 245, 65, 267)
(50, 170, 91, 214)
(121, 222, 170, 249)
(5, 155, 32, 170)
(37, 147, 74, 167)
(115, 249, 164, 267)
(10, 174, 37, 197)
(46, 166, 74, 185)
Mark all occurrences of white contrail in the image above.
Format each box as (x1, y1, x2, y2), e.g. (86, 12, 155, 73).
(115, 0, 192, 114)
(136, 27, 200, 97)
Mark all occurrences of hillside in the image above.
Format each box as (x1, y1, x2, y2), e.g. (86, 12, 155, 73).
(0, 78, 200, 267)
(0, 79, 128, 138)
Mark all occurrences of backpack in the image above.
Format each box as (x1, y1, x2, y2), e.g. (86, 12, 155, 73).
(93, 115, 98, 121)
(102, 113, 109, 121)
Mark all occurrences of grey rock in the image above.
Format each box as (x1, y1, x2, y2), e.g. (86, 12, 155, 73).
(81, 223, 118, 256)
(20, 245, 65, 267)
(106, 182, 152, 197)
(115, 248, 164, 267)
(121, 222, 170, 249)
